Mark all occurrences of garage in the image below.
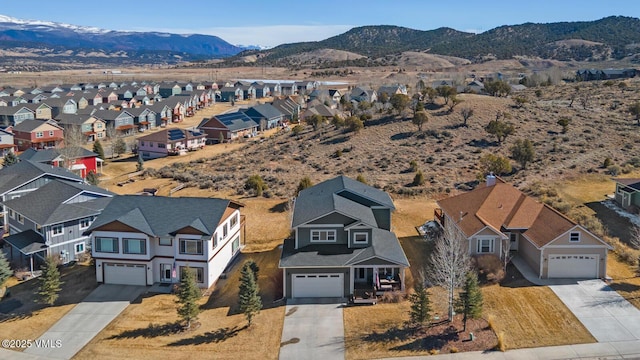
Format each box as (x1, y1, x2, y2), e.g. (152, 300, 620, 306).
(548, 254, 598, 278)
(292, 273, 343, 298)
(103, 263, 147, 286)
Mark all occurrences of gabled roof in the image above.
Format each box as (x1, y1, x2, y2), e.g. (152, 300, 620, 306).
(206, 112, 258, 132)
(138, 128, 205, 143)
(292, 175, 395, 228)
(2, 179, 113, 226)
(87, 195, 238, 237)
(242, 103, 283, 120)
(55, 113, 99, 126)
(437, 180, 584, 248)
(19, 147, 98, 163)
(0, 159, 82, 195)
(12, 119, 61, 132)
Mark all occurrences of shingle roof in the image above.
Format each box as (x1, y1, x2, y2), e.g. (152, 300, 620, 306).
(12, 119, 59, 132)
(437, 181, 580, 248)
(279, 228, 409, 267)
(292, 175, 395, 228)
(2, 179, 114, 225)
(0, 160, 82, 195)
(614, 178, 640, 191)
(19, 148, 98, 163)
(4, 230, 46, 255)
(211, 112, 258, 132)
(87, 195, 235, 237)
(138, 128, 205, 143)
(243, 104, 284, 120)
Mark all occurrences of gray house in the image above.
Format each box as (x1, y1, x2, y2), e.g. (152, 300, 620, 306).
(3, 179, 113, 270)
(279, 175, 409, 299)
(242, 103, 284, 130)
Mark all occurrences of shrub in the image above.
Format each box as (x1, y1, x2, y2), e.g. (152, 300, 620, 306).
(449, 347, 459, 353)
(603, 157, 612, 168)
(472, 255, 505, 284)
(429, 349, 440, 355)
(412, 170, 425, 186)
(496, 331, 506, 352)
(380, 291, 405, 303)
(607, 165, 621, 176)
(409, 160, 418, 172)
(245, 174, 265, 197)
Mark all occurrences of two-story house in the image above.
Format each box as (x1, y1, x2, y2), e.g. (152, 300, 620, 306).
(86, 196, 244, 288)
(434, 175, 612, 279)
(3, 180, 113, 270)
(0, 159, 83, 234)
(55, 114, 107, 142)
(279, 176, 410, 299)
(137, 128, 206, 160)
(12, 119, 64, 151)
(0, 127, 16, 157)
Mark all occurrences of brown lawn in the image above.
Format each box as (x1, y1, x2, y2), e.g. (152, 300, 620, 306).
(74, 248, 284, 360)
(0, 263, 97, 349)
(392, 198, 437, 238)
(607, 256, 640, 310)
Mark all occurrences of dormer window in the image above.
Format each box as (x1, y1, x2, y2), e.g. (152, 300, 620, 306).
(570, 232, 580, 242)
(353, 232, 368, 244)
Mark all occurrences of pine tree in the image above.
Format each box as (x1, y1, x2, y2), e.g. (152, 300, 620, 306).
(457, 271, 483, 331)
(408, 282, 431, 326)
(296, 177, 313, 196)
(2, 152, 19, 167)
(92, 139, 105, 160)
(176, 266, 201, 329)
(0, 251, 12, 290)
(38, 256, 63, 306)
(85, 171, 99, 186)
(238, 261, 262, 327)
(136, 153, 144, 171)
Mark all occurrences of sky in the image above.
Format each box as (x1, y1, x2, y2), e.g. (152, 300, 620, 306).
(2, 1, 639, 48)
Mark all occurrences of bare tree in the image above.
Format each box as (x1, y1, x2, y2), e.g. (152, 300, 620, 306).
(502, 237, 513, 271)
(460, 107, 474, 127)
(58, 125, 85, 170)
(630, 226, 640, 250)
(426, 224, 471, 322)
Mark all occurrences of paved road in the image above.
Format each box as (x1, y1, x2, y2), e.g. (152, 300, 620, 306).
(22, 284, 147, 360)
(279, 299, 345, 360)
(550, 279, 640, 342)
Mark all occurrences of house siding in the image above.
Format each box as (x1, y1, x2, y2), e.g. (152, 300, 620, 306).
(470, 228, 502, 256)
(519, 236, 541, 275)
(297, 226, 347, 247)
(308, 212, 354, 225)
(284, 267, 349, 298)
(549, 228, 604, 246)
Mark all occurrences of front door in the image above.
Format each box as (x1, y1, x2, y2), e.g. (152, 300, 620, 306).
(161, 263, 172, 283)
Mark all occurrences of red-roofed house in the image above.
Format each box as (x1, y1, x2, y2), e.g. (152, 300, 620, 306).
(434, 175, 612, 279)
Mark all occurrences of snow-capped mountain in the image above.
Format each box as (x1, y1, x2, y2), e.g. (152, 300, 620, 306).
(0, 14, 244, 58)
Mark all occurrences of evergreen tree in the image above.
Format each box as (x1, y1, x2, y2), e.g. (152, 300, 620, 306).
(113, 138, 127, 157)
(238, 261, 262, 327)
(92, 140, 105, 160)
(356, 174, 367, 184)
(408, 282, 431, 326)
(136, 153, 144, 171)
(485, 120, 516, 144)
(412, 111, 428, 132)
(176, 266, 201, 329)
(557, 117, 571, 134)
(510, 139, 535, 170)
(2, 152, 19, 167)
(296, 177, 313, 196)
(245, 174, 265, 197)
(412, 170, 425, 186)
(0, 251, 12, 290)
(457, 271, 483, 331)
(85, 171, 99, 186)
(38, 256, 63, 306)
(245, 259, 260, 281)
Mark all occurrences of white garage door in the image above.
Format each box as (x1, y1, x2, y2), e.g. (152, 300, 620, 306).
(104, 263, 147, 286)
(548, 255, 598, 278)
(292, 274, 343, 298)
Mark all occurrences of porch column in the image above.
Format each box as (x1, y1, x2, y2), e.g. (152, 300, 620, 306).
(349, 268, 354, 295)
(30, 255, 34, 276)
(401, 268, 406, 291)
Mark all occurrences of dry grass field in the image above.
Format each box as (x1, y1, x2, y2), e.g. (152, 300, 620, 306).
(0, 264, 97, 350)
(75, 249, 284, 360)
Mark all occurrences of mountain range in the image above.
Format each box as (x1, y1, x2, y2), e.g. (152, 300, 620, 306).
(1, 14, 640, 71)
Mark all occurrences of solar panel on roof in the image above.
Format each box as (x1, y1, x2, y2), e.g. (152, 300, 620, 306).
(168, 128, 185, 141)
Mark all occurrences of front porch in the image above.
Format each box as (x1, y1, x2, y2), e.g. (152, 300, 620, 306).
(350, 266, 405, 304)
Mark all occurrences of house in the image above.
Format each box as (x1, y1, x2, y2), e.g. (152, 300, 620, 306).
(271, 96, 301, 122)
(434, 176, 612, 279)
(19, 147, 102, 179)
(0, 159, 83, 234)
(3, 180, 113, 269)
(0, 127, 16, 157)
(12, 119, 64, 151)
(137, 128, 206, 160)
(158, 83, 182, 98)
(465, 80, 485, 94)
(279, 176, 410, 299)
(25, 103, 53, 120)
(242, 103, 285, 130)
(302, 103, 336, 120)
(219, 87, 243, 102)
(43, 98, 78, 116)
(613, 178, 640, 212)
(0, 106, 36, 127)
(126, 107, 157, 132)
(86, 195, 244, 288)
(93, 109, 135, 136)
(198, 112, 258, 143)
(378, 84, 408, 97)
(55, 114, 106, 142)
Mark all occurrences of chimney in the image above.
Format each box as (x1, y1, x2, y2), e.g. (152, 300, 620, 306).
(486, 173, 496, 187)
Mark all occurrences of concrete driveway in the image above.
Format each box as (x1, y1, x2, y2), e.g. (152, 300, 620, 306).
(23, 284, 147, 360)
(279, 299, 345, 360)
(550, 279, 640, 342)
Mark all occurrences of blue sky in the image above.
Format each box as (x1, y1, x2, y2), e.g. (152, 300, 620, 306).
(2, 1, 639, 47)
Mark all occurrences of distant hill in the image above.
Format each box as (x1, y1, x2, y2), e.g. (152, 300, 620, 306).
(227, 16, 640, 67)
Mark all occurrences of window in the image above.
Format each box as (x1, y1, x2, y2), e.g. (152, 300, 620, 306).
(477, 238, 494, 253)
(49, 130, 54, 137)
(140, 141, 145, 146)
(353, 232, 368, 244)
(96, 123, 103, 129)
(95, 237, 118, 253)
(79, 217, 91, 229)
(230, 213, 239, 228)
(311, 230, 336, 242)
(179, 239, 203, 255)
(232, 236, 240, 253)
(123, 238, 146, 254)
(8, 209, 14, 219)
(570, 232, 580, 242)
(75, 242, 85, 254)
(223, 223, 228, 238)
(158, 143, 166, 148)
(52, 224, 63, 235)
(36, 132, 43, 138)
(97, 133, 103, 138)
(16, 213, 24, 224)
(180, 266, 204, 283)
(509, 233, 517, 243)
(159, 237, 172, 246)
(212, 233, 218, 249)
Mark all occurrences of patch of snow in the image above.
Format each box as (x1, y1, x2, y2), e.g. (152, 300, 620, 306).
(602, 199, 640, 228)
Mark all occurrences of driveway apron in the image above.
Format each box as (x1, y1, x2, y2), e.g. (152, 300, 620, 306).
(279, 300, 345, 360)
(550, 279, 640, 342)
